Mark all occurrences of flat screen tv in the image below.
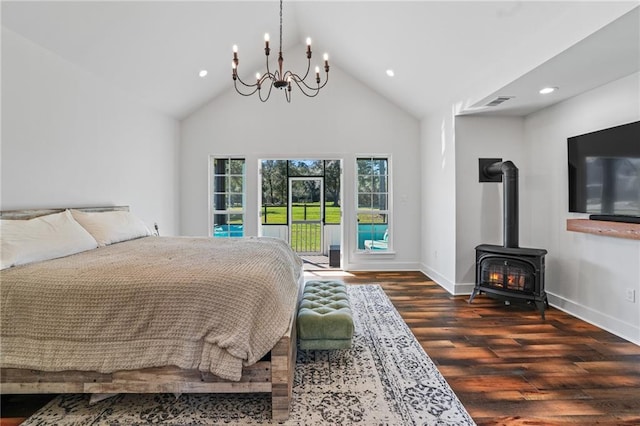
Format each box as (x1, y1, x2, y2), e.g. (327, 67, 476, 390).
(568, 120, 640, 223)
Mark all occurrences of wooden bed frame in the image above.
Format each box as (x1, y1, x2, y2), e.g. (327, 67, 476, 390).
(0, 206, 299, 421)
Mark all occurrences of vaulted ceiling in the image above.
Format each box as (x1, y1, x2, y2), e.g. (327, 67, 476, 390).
(2, 1, 638, 120)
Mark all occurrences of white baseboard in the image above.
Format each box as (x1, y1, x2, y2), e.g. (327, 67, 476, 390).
(547, 291, 640, 346)
(454, 282, 475, 296)
(420, 264, 474, 296)
(420, 264, 454, 293)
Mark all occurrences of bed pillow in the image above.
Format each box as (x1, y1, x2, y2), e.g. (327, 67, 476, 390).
(70, 209, 151, 246)
(0, 210, 98, 269)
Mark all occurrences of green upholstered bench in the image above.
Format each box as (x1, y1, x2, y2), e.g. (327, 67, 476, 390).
(297, 280, 354, 350)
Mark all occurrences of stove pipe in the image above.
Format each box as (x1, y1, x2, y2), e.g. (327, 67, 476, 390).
(484, 160, 519, 248)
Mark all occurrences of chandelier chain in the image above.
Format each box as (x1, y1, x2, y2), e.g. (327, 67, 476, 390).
(279, 0, 283, 53)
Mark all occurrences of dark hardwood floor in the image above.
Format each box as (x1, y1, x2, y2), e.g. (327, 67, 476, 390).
(3, 270, 639, 425)
(341, 271, 640, 426)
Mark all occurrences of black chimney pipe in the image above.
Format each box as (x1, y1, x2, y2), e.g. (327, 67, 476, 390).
(484, 160, 519, 248)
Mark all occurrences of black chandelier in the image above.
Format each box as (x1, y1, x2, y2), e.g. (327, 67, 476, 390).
(231, 0, 330, 102)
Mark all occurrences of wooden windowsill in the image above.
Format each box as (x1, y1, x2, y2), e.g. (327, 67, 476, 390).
(566, 219, 640, 240)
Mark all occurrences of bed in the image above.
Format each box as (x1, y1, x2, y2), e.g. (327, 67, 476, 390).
(0, 206, 304, 421)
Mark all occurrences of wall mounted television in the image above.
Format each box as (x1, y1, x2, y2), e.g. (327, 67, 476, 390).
(568, 120, 640, 224)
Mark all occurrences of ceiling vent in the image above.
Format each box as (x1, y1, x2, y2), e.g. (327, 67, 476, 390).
(485, 96, 514, 107)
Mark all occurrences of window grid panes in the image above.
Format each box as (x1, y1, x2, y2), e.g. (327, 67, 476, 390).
(356, 157, 389, 251)
(212, 157, 245, 238)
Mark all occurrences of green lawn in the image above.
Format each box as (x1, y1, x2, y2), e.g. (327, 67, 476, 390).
(262, 203, 339, 251)
(289, 223, 322, 252)
(260, 203, 386, 252)
(262, 203, 341, 225)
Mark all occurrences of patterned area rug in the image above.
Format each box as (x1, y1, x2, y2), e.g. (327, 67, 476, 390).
(23, 285, 475, 425)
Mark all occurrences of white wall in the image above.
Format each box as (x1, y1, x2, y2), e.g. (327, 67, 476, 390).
(421, 73, 639, 344)
(420, 111, 457, 291)
(454, 116, 527, 291)
(180, 58, 421, 270)
(422, 114, 530, 295)
(1, 28, 180, 235)
(524, 73, 640, 344)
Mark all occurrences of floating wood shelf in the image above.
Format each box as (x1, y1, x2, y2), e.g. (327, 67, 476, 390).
(566, 219, 640, 240)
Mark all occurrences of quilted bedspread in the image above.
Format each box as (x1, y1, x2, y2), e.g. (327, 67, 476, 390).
(0, 236, 303, 381)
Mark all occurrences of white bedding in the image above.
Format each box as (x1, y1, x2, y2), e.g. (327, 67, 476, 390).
(0, 236, 303, 381)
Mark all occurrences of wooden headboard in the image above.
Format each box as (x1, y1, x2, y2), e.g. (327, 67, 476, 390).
(0, 206, 129, 220)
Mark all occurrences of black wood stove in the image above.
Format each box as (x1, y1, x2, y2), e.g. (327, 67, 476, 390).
(469, 160, 548, 319)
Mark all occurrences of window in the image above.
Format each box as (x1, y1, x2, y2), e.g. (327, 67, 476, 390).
(211, 157, 245, 238)
(356, 157, 389, 251)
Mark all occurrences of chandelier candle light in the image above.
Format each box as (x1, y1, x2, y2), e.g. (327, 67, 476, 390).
(232, 0, 330, 102)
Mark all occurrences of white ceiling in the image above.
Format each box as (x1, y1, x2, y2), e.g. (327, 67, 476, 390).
(2, 1, 639, 120)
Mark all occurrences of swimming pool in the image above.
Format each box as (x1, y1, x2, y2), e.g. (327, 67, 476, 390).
(214, 224, 244, 238)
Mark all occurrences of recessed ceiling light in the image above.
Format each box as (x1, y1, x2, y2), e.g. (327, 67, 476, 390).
(199, 70, 208, 78)
(386, 69, 395, 77)
(539, 87, 557, 94)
